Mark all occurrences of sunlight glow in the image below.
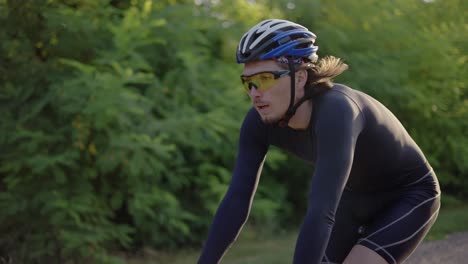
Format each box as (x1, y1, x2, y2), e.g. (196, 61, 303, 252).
(287, 2, 296, 9)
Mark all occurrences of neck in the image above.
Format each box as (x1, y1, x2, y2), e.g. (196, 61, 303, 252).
(287, 100, 313, 130)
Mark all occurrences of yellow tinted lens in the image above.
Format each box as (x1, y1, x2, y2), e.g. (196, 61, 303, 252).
(241, 72, 277, 92)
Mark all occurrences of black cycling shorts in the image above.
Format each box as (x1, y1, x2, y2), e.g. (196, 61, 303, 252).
(322, 170, 441, 264)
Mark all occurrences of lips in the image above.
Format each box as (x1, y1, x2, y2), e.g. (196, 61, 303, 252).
(256, 104, 269, 110)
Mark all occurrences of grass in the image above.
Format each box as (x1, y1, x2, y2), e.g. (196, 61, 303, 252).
(424, 205, 468, 240)
(126, 230, 297, 264)
(126, 205, 468, 264)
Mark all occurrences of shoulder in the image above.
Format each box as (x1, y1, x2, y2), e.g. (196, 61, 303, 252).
(242, 107, 264, 130)
(315, 84, 362, 114)
(313, 84, 365, 132)
(239, 107, 270, 145)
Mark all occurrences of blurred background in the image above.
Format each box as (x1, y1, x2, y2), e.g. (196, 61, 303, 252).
(0, 0, 466, 263)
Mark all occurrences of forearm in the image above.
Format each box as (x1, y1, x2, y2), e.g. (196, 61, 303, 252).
(293, 206, 335, 264)
(198, 193, 252, 264)
(292, 164, 351, 263)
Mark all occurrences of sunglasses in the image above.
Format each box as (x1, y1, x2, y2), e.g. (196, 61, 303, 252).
(240, 70, 290, 93)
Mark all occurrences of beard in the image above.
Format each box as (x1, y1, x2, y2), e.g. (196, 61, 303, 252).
(259, 111, 283, 124)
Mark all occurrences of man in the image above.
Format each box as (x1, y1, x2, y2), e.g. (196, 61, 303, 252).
(198, 19, 440, 264)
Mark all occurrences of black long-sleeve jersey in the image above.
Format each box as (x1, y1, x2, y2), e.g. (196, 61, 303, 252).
(198, 84, 431, 264)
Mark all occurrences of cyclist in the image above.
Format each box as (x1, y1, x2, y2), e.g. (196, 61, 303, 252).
(197, 19, 441, 264)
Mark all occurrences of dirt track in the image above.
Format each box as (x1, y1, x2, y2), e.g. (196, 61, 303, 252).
(405, 232, 468, 264)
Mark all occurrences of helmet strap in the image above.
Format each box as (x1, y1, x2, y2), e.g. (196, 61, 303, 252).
(278, 58, 298, 127)
(277, 58, 313, 127)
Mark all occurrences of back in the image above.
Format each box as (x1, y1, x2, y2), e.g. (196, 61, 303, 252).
(314, 84, 430, 192)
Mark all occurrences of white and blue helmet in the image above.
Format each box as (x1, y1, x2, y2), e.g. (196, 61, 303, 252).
(236, 19, 319, 64)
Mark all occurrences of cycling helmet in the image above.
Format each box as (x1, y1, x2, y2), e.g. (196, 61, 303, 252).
(236, 19, 319, 64)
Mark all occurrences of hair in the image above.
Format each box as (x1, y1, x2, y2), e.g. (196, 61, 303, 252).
(277, 55, 349, 98)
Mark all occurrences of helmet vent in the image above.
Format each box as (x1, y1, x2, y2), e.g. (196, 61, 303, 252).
(278, 36, 291, 45)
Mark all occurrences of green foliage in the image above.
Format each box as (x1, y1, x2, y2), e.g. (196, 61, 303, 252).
(0, 0, 466, 262)
(0, 0, 287, 262)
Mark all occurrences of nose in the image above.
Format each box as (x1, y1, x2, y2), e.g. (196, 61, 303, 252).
(249, 85, 262, 98)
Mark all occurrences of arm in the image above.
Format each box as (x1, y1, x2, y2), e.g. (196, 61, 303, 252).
(293, 94, 364, 264)
(198, 109, 269, 264)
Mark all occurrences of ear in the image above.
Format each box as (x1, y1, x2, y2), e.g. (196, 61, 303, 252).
(295, 69, 308, 89)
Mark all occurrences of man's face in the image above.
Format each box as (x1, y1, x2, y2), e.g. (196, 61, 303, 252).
(242, 60, 292, 124)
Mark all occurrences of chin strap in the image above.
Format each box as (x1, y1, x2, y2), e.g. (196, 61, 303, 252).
(277, 58, 311, 127)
